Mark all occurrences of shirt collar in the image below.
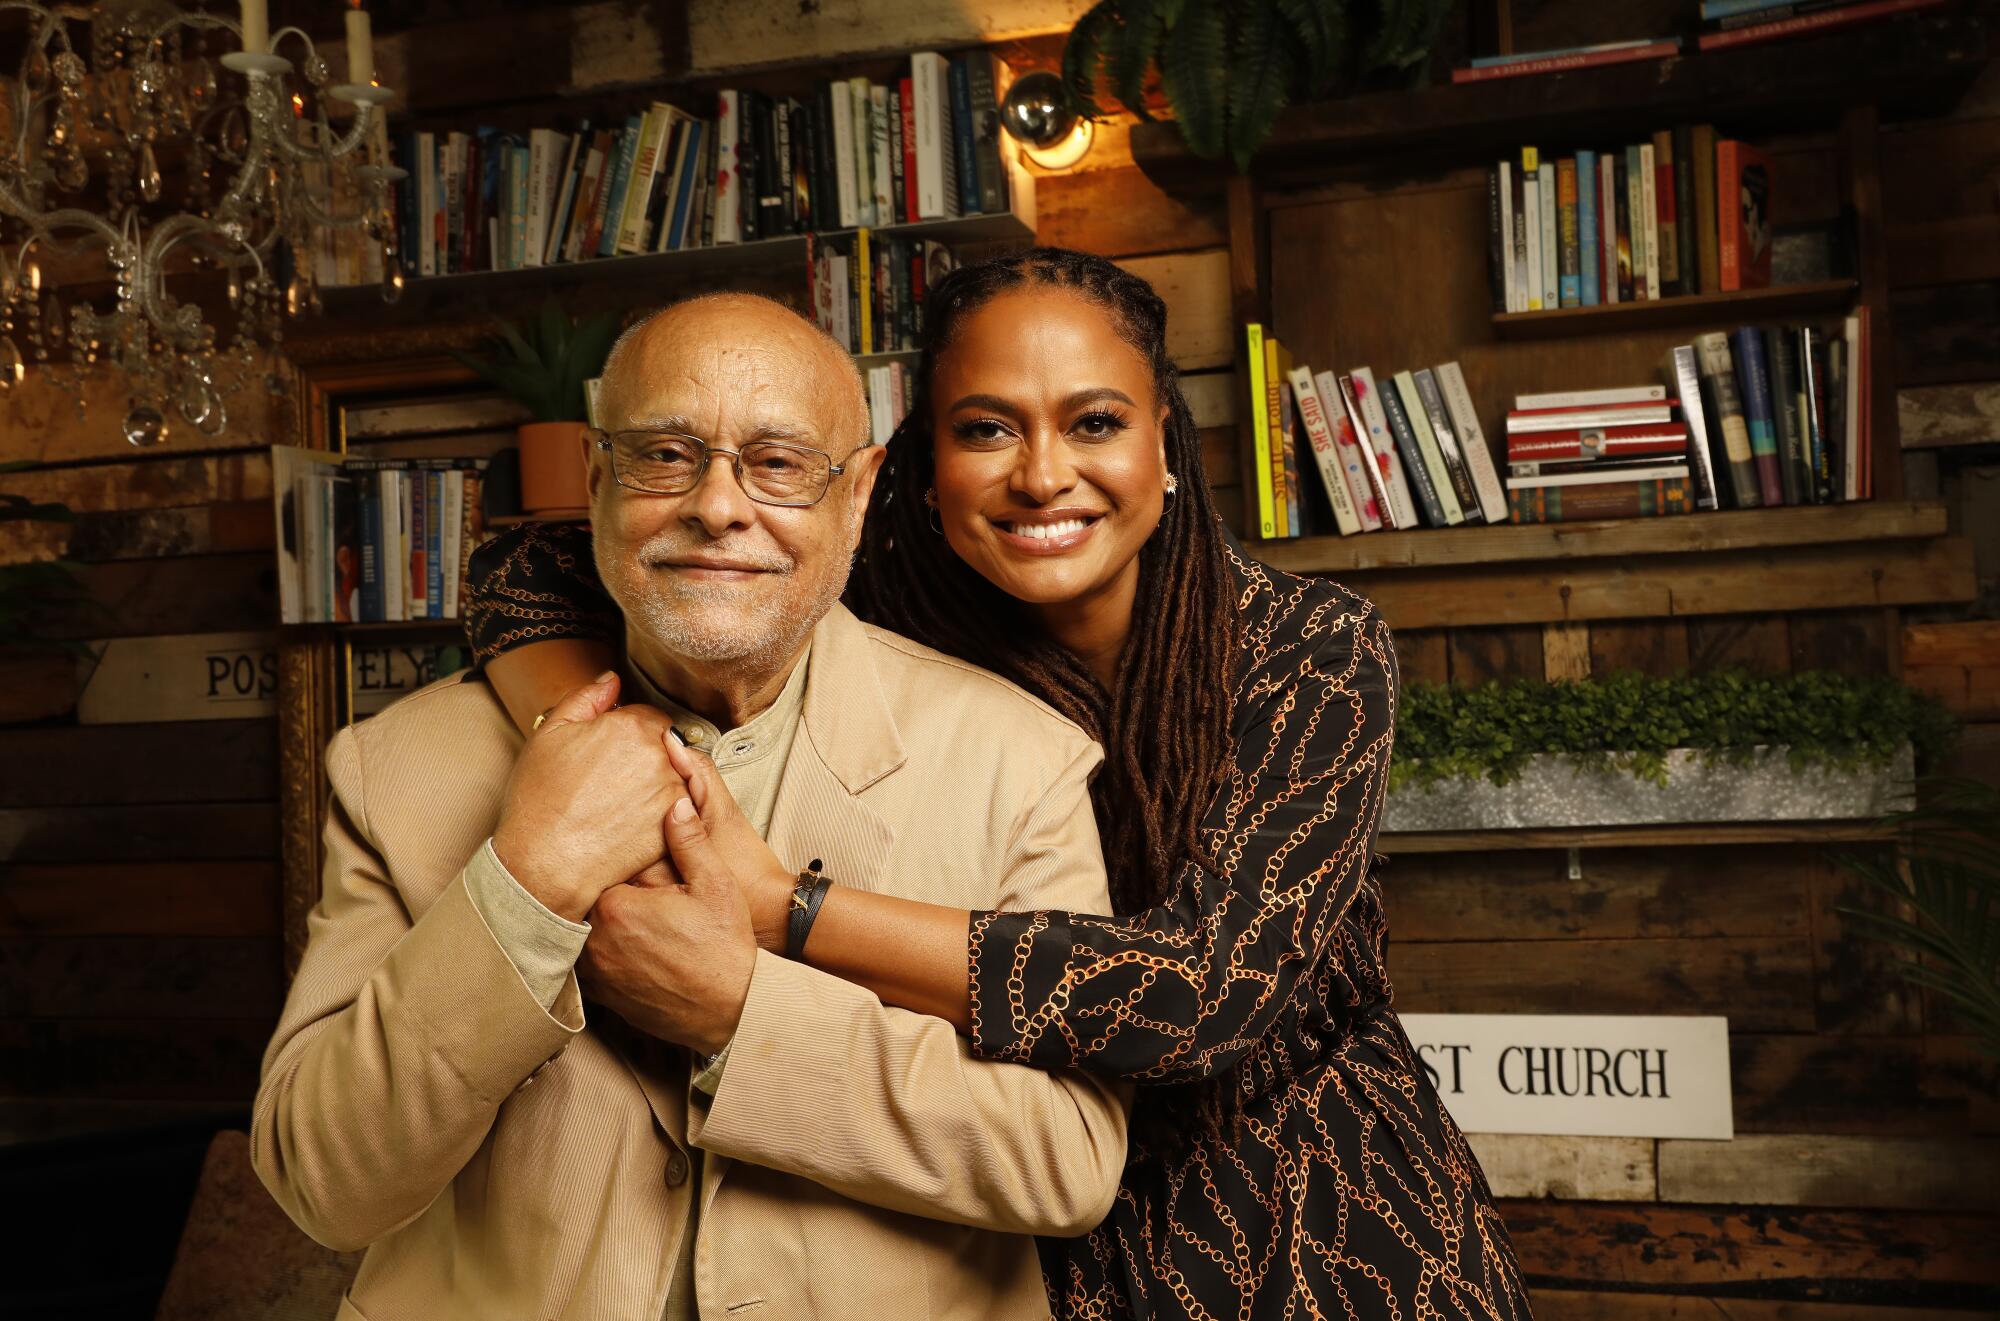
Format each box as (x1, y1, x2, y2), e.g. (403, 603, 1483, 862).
(620, 645, 811, 771)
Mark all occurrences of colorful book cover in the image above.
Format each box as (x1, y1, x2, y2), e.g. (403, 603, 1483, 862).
(1317, 369, 1385, 530)
(1717, 139, 1773, 291)
(1288, 365, 1364, 535)
(1384, 372, 1461, 525)
(1694, 331, 1761, 507)
(1557, 157, 1581, 307)
(1577, 148, 1601, 306)
(424, 470, 445, 618)
(1245, 323, 1276, 539)
(1730, 326, 1786, 505)
(1266, 336, 1292, 537)
(1509, 477, 1692, 523)
(1342, 371, 1418, 530)
(1653, 129, 1681, 295)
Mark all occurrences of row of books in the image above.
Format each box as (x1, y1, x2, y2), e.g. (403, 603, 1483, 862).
(390, 49, 1017, 280)
(272, 448, 490, 624)
(1451, 0, 1942, 79)
(865, 362, 912, 446)
(809, 231, 956, 356)
(1244, 325, 1509, 539)
(1489, 126, 1770, 313)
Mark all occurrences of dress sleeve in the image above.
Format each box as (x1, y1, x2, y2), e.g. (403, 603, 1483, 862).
(462, 521, 621, 672)
(967, 601, 1397, 1085)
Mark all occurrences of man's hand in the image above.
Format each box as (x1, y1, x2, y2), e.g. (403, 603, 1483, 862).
(663, 733, 798, 955)
(578, 797, 758, 1056)
(490, 672, 687, 923)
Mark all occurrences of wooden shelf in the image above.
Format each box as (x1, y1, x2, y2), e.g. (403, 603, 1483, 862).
(1131, 9, 1986, 190)
(1250, 500, 1945, 575)
(318, 211, 1035, 321)
(1491, 280, 1858, 341)
(334, 619, 463, 634)
(486, 511, 589, 528)
(1380, 820, 1897, 854)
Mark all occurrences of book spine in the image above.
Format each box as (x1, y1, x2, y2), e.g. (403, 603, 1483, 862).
(715, 91, 741, 245)
(911, 55, 956, 220)
(948, 57, 980, 217)
(1691, 123, 1720, 295)
(1694, 332, 1761, 506)
(1731, 326, 1786, 505)
(1392, 371, 1465, 525)
(425, 471, 445, 617)
(1613, 150, 1633, 301)
(671, 119, 707, 249)
(415, 131, 436, 276)
(1510, 478, 1691, 524)
(1498, 160, 1519, 313)
(615, 108, 664, 254)
(357, 483, 382, 623)
(847, 77, 875, 228)
(1640, 141, 1661, 299)
(407, 467, 427, 617)
(1673, 124, 1700, 295)
(1668, 345, 1722, 511)
(899, 78, 919, 223)
(1507, 425, 1692, 460)
(1510, 159, 1529, 312)
(1696, 0, 1945, 50)
(522, 130, 549, 268)
(1517, 385, 1668, 409)
(1449, 42, 1678, 80)
(596, 120, 638, 258)
(1538, 162, 1559, 312)
(1522, 147, 1542, 310)
(1487, 165, 1508, 313)
(1348, 369, 1420, 529)
(1375, 374, 1450, 526)
(1557, 157, 1580, 307)
(1800, 326, 1833, 503)
(1320, 371, 1384, 531)
(966, 52, 1006, 215)
(441, 471, 464, 619)
(1264, 339, 1290, 537)
(830, 81, 860, 228)
(1766, 325, 1806, 505)
(1436, 361, 1511, 524)
(1626, 144, 1651, 300)
(1279, 381, 1303, 536)
(1411, 368, 1484, 521)
(871, 84, 895, 227)
(886, 89, 905, 224)
(1576, 149, 1600, 306)
(1844, 311, 1865, 501)
(1288, 366, 1364, 535)
(544, 130, 584, 265)
(1717, 139, 1742, 291)
(1598, 153, 1621, 303)
(774, 99, 796, 234)
(1653, 129, 1680, 295)
(1245, 324, 1276, 539)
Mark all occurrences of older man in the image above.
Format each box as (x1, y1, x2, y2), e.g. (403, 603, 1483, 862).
(251, 295, 1126, 1320)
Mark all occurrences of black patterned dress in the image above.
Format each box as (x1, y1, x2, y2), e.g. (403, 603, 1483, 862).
(464, 523, 1533, 1321)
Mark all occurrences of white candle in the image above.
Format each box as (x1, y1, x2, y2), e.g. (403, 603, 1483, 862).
(239, 0, 268, 54)
(344, 4, 374, 86)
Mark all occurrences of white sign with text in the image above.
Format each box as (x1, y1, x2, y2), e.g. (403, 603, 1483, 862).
(1399, 1013, 1733, 1141)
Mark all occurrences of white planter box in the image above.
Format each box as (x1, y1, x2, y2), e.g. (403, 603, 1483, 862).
(1383, 744, 1915, 833)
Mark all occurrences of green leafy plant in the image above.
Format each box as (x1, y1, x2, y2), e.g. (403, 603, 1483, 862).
(0, 459, 93, 653)
(451, 297, 620, 423)
(1390, 670, 1957, 794)
(1062, 0, 1452, 171)
(1835, 778, 2000, 1065)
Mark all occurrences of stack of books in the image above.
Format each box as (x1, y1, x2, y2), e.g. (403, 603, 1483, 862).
(1452, 36, 1681, 83)
(1696, 0, 1946, 51)
(1490, 127, 1773, 312)
(1504, 388, 1694, 523)
(1243, 325, 1508, 539)
(271, 447, 490, 624)
(387, 49, 1018, 280)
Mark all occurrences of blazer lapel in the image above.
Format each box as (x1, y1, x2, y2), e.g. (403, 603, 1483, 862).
(765, 605, 901, 897)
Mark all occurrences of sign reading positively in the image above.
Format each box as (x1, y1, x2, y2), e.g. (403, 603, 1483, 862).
(1397, 1013, 1733, 1140)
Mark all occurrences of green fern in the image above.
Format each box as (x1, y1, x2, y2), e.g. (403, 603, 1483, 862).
(1061, 0, 1449, 171)
(1836, 779, 2000, 1066)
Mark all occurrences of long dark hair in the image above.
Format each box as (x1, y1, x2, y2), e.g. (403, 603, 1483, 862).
(846, 246, 1244, 1147)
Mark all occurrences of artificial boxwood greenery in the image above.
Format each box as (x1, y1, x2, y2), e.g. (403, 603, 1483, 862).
(1390, 670, 1957, 794)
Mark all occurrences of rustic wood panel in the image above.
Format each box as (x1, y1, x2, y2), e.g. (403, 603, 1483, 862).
(1906, 663, 2000, 720)
(1035, 165, 1228, 258)
(1198, 428, 1237, 488)
(1813, 860, 1922, 1035)
(1499, 1199, 2000, 1297)
(29, 554, 276, 641)
(0, 805, 279, 863)
(1181, 370, 1235, 430)
(686, 0, 1085, 75)
(0, 938, 280, 1020)
(0, 863, 278, 938)
(0, 1019, 270, 1100)
(1337, 537, 1975, 630)
(1542, 622, 1591, 681)
(1589, 619, 1691, 677)
(1658, 1134, 2000, 1213)
(1448, 625, 1544, 684)
(0, 499, 275, 567)
(1893, 282, 2000, 388)
(1392, 628, 1449, 686)
(1465, 1133, 1655, 1202)
(0, 651, 81, 724)
(0, 355, 288, 464)
(1687, 615, 1794, 675)
(1383, 823, 1894, 854)
(1902, 383, 2000, 449)
(1117, 249, 1233, 371)
(0, 453, 272, 516)
(1905, 622, 2000, 719)
(1890, 215, 2000, 288)
(1390, 937, 1816, 1032)
(1531, 1291, 2000, 1321)
(1729, 1035, 1975, 1136)
(0, 721, 276, 808)
(1881, 115, 2000, 222)
(1789, 611, 1895, 676)
(1387, 848, 1810, 943)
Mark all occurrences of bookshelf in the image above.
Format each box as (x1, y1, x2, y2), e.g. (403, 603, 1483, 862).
(1490, 279, 1859, 341)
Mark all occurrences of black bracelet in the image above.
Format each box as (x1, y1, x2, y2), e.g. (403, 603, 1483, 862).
(787, 859, 832, 960)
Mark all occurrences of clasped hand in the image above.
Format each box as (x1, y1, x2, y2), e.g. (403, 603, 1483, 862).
(489, 674, 794, 1056)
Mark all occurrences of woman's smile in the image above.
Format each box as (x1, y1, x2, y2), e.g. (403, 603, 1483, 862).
(989, 507, 1105, 554)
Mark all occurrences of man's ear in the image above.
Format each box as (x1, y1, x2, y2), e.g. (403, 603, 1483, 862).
(846, 443, 891, 521)
(584, 429, 608, 505)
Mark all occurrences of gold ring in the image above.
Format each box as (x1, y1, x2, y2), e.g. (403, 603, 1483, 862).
(532, 709, 551, 731)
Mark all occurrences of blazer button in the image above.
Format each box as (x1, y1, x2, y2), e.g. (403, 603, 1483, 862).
(665, 1151, 689, 1186)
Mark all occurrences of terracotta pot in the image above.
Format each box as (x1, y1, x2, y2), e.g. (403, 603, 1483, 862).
(517, 420, 591, 516)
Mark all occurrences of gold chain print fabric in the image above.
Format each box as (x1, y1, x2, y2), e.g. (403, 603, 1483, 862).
(464, 524, 1533, 1320)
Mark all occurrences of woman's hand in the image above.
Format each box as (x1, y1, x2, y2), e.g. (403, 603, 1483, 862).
(664, 734, 798, 955)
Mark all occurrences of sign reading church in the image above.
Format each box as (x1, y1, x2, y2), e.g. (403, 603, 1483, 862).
(1399, 1014, 1733, 1140)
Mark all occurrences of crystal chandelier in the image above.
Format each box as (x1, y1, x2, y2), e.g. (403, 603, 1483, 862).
(0, 0, 404, 445)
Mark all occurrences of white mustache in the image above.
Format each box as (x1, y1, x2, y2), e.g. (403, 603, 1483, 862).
(637, 532, 794, 574)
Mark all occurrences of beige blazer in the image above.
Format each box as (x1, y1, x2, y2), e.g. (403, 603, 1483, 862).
(251, 605, 1128, 1320)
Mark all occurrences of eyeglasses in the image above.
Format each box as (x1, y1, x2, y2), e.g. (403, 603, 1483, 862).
(591, 429, 847, 508)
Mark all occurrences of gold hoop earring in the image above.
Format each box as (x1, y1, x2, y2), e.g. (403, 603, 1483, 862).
(924, 486, 943, 535)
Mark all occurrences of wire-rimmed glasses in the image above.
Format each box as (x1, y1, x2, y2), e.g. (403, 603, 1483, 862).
(591, 429, 847, 508)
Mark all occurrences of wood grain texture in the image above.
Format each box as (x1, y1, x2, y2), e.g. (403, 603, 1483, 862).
(1386, 847, 1810, 942)
(1530, 1290, 2000, 1321)
(0, 452, 272, 517)
(1381, 822, 1896, 855)
(1465, 1133, 1656, 1202)
(1892, 281, 2000, 388)
(1728, 1034, 1980, 1137)
(1788, 611, 1895, 677)
(1391, 628, 1449, 686)
(1117, 249, 1233, 371)
(1688, 615, 1794, 675)
(1899, 384, 2000, 450)
(0, 1018, 270, 1100)
(1334, 537, 1975, 631)
(1034, 165, 1227, 258)
(1589, 619, 1690, 678)
(0, 650, 81, 724)
(0, 721, 276, 807)
(1657, 1134, 2000, 1213)
(1390, 937, 1816, 1032)
(1812, 860, 1922, 1035)
(0, 863, 278, 938)
(0, 938, 280, 1020)
(1542, 623, 1591, 681)
(0, 805, 279, 863)
(30, 554, 276, 641)
(1448, 625, 1544, 684)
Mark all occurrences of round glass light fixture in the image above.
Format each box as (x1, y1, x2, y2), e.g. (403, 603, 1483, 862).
(1000, 70, 1095, 171)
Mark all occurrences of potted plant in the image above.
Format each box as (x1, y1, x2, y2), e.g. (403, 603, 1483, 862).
(453, 299, 619, 517)
(1383, 670, 1957, 833)
(1061, 0, 1453, 170)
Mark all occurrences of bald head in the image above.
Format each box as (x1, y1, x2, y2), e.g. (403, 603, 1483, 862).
(598, 293, 868, 451)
